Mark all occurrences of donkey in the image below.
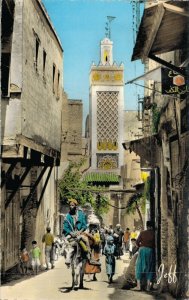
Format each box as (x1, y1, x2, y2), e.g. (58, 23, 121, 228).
(62, 238, 87, 289)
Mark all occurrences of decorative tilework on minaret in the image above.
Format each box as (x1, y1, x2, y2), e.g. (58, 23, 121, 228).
(89, 37, 124, 173)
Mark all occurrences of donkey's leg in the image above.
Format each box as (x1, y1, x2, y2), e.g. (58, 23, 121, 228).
(79, 273, 84, 289)
(71, 264, 75, 289)
(79, 261, 85, 289)
(74, 262, 80, 287)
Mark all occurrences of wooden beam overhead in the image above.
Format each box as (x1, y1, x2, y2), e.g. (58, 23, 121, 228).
(132, 2, 189, 61)
(16, 134, 60, 159)
(163, 3, 189, 18)
(142, 4, 165, 62)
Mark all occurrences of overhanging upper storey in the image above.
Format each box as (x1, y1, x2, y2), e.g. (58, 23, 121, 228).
(131, 1, 189, 75)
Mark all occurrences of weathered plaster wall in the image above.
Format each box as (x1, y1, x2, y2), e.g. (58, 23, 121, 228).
(22, 0, 63, 151)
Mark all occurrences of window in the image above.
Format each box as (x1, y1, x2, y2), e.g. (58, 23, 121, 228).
(33, 30, 40, 72)
(43, 49, 46, 76)
(57, 71, 60, 97)
(35, 38, 39, 70)
(2, 0, 14, 97)
(53, 64, 56, 93)
(1, 53, 10, 96)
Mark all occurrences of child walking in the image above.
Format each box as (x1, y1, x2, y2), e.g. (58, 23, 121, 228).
(20, 247, 30, 275)
(104, 235, 116, 284)
(30, 240, 41, 275)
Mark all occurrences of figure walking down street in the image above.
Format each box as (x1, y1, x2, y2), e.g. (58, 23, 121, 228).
(134, 221, 155, 292)
(129, 226, 138, 259)
(84, 217, 101, 281)
(123, 228, 130, 253)
(42, 227, 55, 270)
(99, 226, 106, 254)
(130, 238, 138, 258)
(113, 224, 124, 259)
(108, 224, 114, 234)
(19, 247, 30, 275)
(30, 241, 41, 275)
(104, 235, 116, 284)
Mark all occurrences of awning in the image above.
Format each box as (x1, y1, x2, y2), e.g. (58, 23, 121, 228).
(84, 172, 120, 184)
(126, 66, 162, 84)
(132, 1, 189, 62)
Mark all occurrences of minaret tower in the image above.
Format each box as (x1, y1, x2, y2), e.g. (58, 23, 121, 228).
(89, 23, 124, 174)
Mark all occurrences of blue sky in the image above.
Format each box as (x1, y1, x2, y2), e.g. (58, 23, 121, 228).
(43, 0, 144, 123)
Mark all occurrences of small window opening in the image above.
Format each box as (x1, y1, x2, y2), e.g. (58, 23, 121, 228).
(53, 64, 56, 93)
(1, 53, 10, 96)
(35, 38, 39, 70)
(57, 71, 60, 97)
(43, 50, 46, 75)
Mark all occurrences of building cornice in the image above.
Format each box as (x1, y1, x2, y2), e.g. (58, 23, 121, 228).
(35, 0, 63, 52)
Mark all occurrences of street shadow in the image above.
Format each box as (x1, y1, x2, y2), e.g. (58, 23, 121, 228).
(108, 272, 167, 300)
(59, 286, 92, 293)
(1, 268, 49, 287)
(59, 286, 73, 293)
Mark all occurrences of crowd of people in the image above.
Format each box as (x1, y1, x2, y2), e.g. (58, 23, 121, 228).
(19, 198, 156, 293)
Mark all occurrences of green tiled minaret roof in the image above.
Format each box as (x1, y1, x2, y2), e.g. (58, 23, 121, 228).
(84, 172, 120, 183)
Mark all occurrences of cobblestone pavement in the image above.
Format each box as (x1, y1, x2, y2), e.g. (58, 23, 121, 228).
(1, 253, 175, 300)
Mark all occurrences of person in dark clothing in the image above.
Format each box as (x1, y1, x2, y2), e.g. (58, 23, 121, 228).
(130, 238, 138, 257)
(113, 224, 124, 259)
(99, 228, 106, 255)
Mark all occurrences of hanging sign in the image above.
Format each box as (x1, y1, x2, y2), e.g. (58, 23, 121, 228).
(161, 67, 189, 95)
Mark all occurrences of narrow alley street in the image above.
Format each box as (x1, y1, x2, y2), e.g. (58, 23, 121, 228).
(1, 253, 172, 300)
(2, 1, 189, 299)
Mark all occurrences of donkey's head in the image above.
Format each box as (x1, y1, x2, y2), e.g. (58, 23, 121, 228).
(63, 242, 75, 268)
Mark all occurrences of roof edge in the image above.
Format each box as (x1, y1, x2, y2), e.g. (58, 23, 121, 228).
(36, 0, 63, 52)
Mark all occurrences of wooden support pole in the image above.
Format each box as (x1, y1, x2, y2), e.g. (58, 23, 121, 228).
(5, 165, 32, 209)
(37, 166, 53, 209)
(1, 161, 18, 189)
(21, 166, 48, 214)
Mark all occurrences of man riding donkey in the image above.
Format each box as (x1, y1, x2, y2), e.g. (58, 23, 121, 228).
(62, 198, 92, 289)
(63, 198, 90, 252)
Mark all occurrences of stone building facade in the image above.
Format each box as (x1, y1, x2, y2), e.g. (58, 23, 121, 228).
(67, 100, 83, 159)
(128, 1, 189, 298)
(121, 111, 145, 230)
(1, 0, 63, 272)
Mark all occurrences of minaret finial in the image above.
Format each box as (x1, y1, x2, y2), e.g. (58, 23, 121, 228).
(105, 16, 116, 39)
